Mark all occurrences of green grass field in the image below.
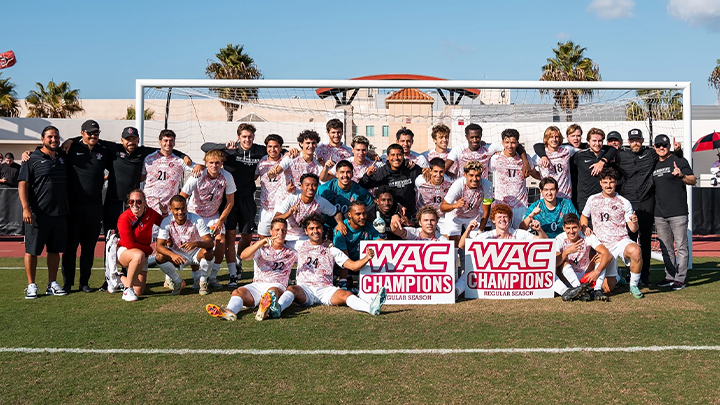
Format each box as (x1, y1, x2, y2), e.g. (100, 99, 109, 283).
(2, 257, 720, 404)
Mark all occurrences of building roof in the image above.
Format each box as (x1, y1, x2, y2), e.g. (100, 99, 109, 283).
(385, 88, 434, 101)
(315, 74, 480, 101)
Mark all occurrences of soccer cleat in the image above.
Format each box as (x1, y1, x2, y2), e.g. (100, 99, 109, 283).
(170, 280, 186, 296)
(205, 304, 237, 321)
(25, 283, 38, 300)
(591, 289, 609, 301)
(657, 279, 675, 288)
(255, 290, 276, 321)
(370, 287, 387, 315)
(199, 281, 209, 296)
(208, 277, 223, 290)
(122, 288, 138, 302)
(164, 275, 174, 291)
(630, 285, 644, 299)
(268, 292, 282, 319)
(561, 282, 590, 302)
(227, 274, 238, 288)
(671, 281, 686, 291)
(46, 282, 67, 296)
(578, 292, 593, 302)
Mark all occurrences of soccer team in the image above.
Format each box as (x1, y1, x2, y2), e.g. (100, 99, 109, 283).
(18, 118, 695, 320)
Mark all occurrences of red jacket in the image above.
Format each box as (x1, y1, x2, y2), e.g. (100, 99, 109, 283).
(118, 208, 163, 255)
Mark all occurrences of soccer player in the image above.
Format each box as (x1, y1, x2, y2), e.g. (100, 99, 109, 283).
(530, 126, 580, 200)
(360, 143, 423, 217)
(205, 218, 298, 321)
(315, 118, 353, 164)
(415, 158, 452, 224)
(440, 160, 493, 241)
(256, 134, 293, 237)
(393, 127, 428, 167)
(18, 126, 68, 299)
(274, 213, 387, 317)
(581, 168, 644, 299)
(391, 205, 448, 241)
(180, 149, 236, 290)
(445, 123, 529, 179)
(651, 134, 695, 291)
(272, 129, 332, 187)
(333, 201, 384, 291)
(366, 186, 407, 241)
(554, 213, 613, 301)
(330, 135, 377, 182)
(425, 123, 451, 162)
(142, 129, 194, 219)
(520, 177, 578, 238)
(274, 173, 345, 249)
(572, 128, 616, 213)
(488, 128, 535, 229)
(318, 160, 374, 231)
(155, 195, 215, 296)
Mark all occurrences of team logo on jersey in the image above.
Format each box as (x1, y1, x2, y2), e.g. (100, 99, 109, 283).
(120, 152, 126, 158)
(612, 205, 617, 210)
(58, 158, 64, 164)
(169, 162, 174, 167)
(96, 153, 102, 160)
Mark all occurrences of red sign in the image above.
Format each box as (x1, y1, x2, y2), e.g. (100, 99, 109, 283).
(0, 51, 16, 69)
(458, 119, 465, 125)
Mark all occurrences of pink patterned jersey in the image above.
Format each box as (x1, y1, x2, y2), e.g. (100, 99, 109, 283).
(279, 155, 323, 187)
(443, 177, 494, 219)
(274, 194, 337, 239)
(415, 177, 453, 217)
(534, 145, 578, 200)
(142, 151, 190, 212)
(426, 149, 450, 162)
(157, 213, 211, 253)
(315, 143, 352, 164)
(252, 245, 298, 286)
(331, 158, 376, 182)
(447, 143, 503, 178)
(405, 227, 447, 241)
(295, 240, 349, 287)
(182, 169, 236, 218)
(581, 193, 634, 251)
(489, 153, 532, 210)
(256, 156, 292, 211)
(554, 232, 603, 274)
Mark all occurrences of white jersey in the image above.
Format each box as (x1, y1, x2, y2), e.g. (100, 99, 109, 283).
(331, 158, 376, 182)
(295, 240, 349, 287)
(157, 213, 211, 254)
(424, 149, 450, 162)
(533, 145, 579, 200)
(142, 151, 191, 212)
(447, 142, 503, 178)
(315, 143, 352, 164)
(443, 177, 493, 219)
(469, 228, 535, 240)
(279, 155, 323, 188)
(182, 168, 236, 218)
(256, 155, 293, 211)
(415, 176, 453, 217)
(274, 194, 337, 240)
(489, 153, 533, 210)
(405, 227, 448, 241)
(554, 232, 603, 273)
(252, 245, 298, 286)
(582, 192, 634, 251)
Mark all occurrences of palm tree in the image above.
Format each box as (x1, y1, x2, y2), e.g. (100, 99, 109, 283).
(205, 43, 262, 121)
(124, 105, 155, 120)
(626, 90, 683, 121)
(0, 73, 20, 117)
(26, 80, 84, 118)
(539, 41, 601, 121)
(709, 59, 720, 101)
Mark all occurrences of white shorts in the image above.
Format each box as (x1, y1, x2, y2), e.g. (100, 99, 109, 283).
(116, 246, 149, 272)
(608, 238, 635, 265)
(170, 247, 202, 269)
(201, 214, 224, 235)
(243, 282, 286, 307)
(257, 208, 274, 236)
(442, 215, 473, 237)
(298, 284, 339, 306)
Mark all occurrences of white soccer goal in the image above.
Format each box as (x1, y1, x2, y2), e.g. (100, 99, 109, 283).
(134, 79, 694, 267)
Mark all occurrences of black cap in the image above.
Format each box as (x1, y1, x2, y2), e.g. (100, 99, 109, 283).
(122, 127, 139, 139)
(81, 120, 100, 133)
(654, 134, 670, 146)
(627, 128, 643, 140)
(607, 131, 622, 142)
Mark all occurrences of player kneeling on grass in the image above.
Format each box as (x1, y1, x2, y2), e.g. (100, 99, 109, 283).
(553, 213, 613, 302)
(580, 168, 644, 299)
(155, 195, 215, 297)
(275, 213, 387, 316)
(206, 218, 297, 321)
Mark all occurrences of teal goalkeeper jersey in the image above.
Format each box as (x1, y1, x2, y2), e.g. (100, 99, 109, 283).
(523, 198, 578, 238)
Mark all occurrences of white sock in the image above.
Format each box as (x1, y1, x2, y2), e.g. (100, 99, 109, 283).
(346, 295, 371, 313)
(211, 263, 221, 279)
(227, 262, 237, 277)
(199, 259, 210, 282)
(553, 277, 569, 296)
(455, 274, 467, 299)
(158, 262, 183, 285)
(594, 270, 606, 291)
(226, 296, 244, 314)
(562, 267, 581, 288)
(630, 272, 641, 288)
(278, 291, 295, 312)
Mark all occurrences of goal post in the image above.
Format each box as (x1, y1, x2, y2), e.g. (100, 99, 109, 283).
(135, 79, 694, 268)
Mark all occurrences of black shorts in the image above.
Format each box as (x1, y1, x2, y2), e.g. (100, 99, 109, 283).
(225, 194, 257, 235)
(25, 214, 67, 256)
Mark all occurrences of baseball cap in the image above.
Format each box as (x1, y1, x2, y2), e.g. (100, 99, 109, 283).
(122, 127, 139, 139)
(607, 131, 622, 142)
(654, 134, 670, 146)
(627, 128, 643, 140)
(81, 120, 100, 134)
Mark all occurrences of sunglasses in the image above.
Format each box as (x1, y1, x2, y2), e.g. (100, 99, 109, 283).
(654, 143, 669, 148)
(128, 199, 144, 206)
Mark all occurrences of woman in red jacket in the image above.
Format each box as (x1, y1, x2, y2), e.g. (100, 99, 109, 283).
(117, 189, 164, 302)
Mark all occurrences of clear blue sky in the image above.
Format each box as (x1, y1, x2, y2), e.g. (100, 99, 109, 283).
(3, 0, 719, 104)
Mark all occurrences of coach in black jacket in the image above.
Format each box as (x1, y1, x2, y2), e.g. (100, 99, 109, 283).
(360, 143, 423, 218)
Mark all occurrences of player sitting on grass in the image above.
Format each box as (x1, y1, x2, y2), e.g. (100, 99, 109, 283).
(205, 218, 298, 322)
(273, 213, 387, 317)
(581, 167, 644, 299)
(553, 213, 613, 302)
(155, 195, 215, 297)
(391, 205, 448, 241)
(333, 201, 384, 293)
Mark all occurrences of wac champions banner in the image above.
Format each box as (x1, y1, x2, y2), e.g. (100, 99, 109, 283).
(359, 240, 456, 305)
(463, 239, 556, 299)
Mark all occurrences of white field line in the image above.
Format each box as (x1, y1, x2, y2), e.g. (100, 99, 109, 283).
(1, 346, 720, 356)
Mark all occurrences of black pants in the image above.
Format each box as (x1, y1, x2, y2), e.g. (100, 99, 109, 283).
(62, 206, 103, 288)
(103, 199, 125, 234)
(628, 197, 654, 282)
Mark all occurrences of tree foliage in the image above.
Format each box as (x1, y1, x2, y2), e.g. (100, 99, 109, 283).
(0, 73, 21, 117)
(626, 90, 683, 121)
(124, 105, 155, 120)
(709, 59, 720, 101)
(26, 80, 84, 118)
(205, 43, 262, 121)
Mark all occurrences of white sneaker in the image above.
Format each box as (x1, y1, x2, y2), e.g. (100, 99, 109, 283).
(122, 288, 138, 302)
(25, 283, 38, 299)
(199, 281, 209, 296)
(46, 281, 67, 296)
(164, 275, 175, 291)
